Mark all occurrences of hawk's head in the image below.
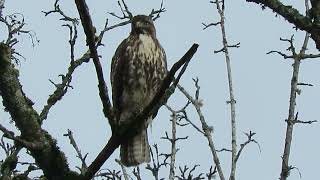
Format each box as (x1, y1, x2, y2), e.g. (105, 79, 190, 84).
(131, 15, 156, 36)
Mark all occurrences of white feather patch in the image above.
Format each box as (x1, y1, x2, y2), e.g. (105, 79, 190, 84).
(138, 34, 156, 63)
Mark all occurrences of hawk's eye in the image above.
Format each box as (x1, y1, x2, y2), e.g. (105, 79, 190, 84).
(144, 21, 151, 25)
(135, 21, 143, 27)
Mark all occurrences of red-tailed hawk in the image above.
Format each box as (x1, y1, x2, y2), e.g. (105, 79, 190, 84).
(111, 15, 167, 166)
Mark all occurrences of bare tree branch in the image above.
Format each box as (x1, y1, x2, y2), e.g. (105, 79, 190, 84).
(63, 129, 88, 175)
(175, 164, 204, 180)
(0, 12, 38, 64)
(146, 144, 168, 180)
(279, 15, 312, 180)
(177, 82, 225, 180)
(115, 159, 130, 180)
(150, 0, 166, 21)
(94, 169, 122, 179)
(203, 1, 240, 179)
(235, 131, 261, 163)
(133, 166, 142, 180)
(42, 0, 79, 23)
(0, 0, 4, 17)
(0, 136, 14, 157)
(279, 37, 303, 180)
(216, 148, 232, 153)
(39, 51, 90, 123)
(74, 0, 115, 125)
(202, 22, 221, 30)
(265, 2, 320, 179)
(108, 0, 133, 20)
(210, 1, 238, 179)
(41, 0, 136, 123)
(207, 166, 217, 180)
(164, 105, 186, 180)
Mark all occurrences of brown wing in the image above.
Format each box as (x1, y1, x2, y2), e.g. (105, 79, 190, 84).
(111, 38, 129, 121)
(152, 40, 167, 118)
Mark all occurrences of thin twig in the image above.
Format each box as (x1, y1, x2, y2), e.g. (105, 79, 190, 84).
(39, 51, 90, 123)
(63, 129, 88, 175)
(207, 166, 218, 180)
(175, 164, 204, 180)
(133, 166, 142, 180)
(94, 169, 122, 179)
(235, 131, 261, 163)
(216, 148, 232, 153)
(179, 110, 205, 135)
(150, 0, 166, 21)
(0, 134, 15, 157)
(108, 0, 132, 20)
(202, 22, 221, 30)
(42, 0, 79, 24)
(0, 12, 37, 63)
(177, 82, 225, 180)
(146, 144, 168, 180)
(115, 159, 129, 180)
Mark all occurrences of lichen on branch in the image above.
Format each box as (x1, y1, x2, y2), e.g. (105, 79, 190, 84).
(246, 0, 320, 50)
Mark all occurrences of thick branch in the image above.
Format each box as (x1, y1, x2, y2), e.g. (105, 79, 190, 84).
(246, 0, 320, 50)
(74, 0, 114, 122)
(0, 124, 41, 150)
(0, 44, 41, 143)
(0, 43, 78, 179)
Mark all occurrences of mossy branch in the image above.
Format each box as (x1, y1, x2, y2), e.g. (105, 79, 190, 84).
(246, 0, 320, 50)
(0, 43, 79, 180)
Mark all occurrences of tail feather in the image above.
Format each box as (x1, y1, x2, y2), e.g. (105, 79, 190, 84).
(120, 130, 150, 166)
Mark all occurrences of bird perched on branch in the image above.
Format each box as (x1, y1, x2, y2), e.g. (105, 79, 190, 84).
(111, 15, 167, 166)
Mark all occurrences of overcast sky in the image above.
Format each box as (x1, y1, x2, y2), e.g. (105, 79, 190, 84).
(1, 0, 320, 180)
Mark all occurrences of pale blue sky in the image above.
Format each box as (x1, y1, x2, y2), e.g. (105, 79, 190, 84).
(1, 0, 320, 179)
